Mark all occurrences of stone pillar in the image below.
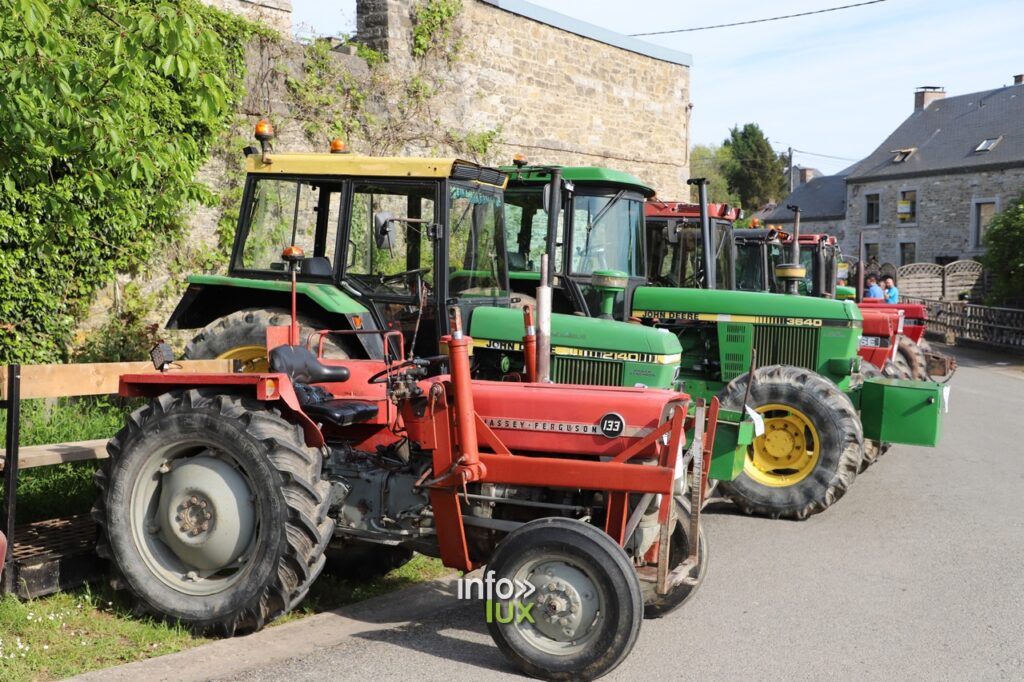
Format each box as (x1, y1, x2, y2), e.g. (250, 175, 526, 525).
(357, 0, 415, 65)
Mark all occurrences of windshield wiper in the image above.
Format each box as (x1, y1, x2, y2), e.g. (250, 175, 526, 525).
(587, 190, 626, 233)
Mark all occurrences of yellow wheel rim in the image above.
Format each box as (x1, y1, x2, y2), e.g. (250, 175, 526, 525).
(745, 403, 821, 487)
(217, 345, 269, 373)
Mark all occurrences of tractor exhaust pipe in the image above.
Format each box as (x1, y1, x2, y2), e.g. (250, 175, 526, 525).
(687, 178, 715, 289)
(536, 254, 552, 383)
(522, 304, 538, 383)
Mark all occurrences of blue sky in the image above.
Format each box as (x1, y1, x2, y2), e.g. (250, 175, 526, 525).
(290, 0, 1024, 174)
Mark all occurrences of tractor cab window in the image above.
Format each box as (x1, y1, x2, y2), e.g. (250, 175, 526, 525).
(345, 182, 436, 296)
(569, 192, 645, 278)
(504, 188, 559, 274)
(448, 183, 509, 299)
(237, 177, 340, 276)
(767, 242, 786, 294)
(797, 246, 815, 295)
(735, 241, 765, 292)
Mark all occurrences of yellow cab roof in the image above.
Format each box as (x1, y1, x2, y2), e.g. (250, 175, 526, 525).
(245, 153, 508, 189)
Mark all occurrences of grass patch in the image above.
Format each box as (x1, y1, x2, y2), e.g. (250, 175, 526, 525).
(1, 396, 133, 523)
(0, 555, 448, 681)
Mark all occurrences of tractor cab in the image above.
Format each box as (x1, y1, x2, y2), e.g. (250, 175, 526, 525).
(778, 232, 841, 298)
(644, 201, 741, 291)
(170, 121, 511, 362)
(502, 163, 650, 319)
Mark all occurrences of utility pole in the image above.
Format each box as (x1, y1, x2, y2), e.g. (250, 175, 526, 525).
(787, 146, 794, 193)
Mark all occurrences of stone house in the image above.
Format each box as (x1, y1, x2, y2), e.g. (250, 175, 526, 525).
(771, 78, 1024, 266)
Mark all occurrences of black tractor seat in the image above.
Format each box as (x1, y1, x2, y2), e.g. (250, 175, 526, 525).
(269, 345, 378, 428)
(270, 345, 351, 384)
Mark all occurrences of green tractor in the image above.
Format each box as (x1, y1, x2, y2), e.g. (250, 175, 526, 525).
(169, 124, 681, 396)
(497, 161, 947, 519)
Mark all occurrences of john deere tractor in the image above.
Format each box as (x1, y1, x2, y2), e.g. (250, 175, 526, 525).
(499, 161, 947, 519)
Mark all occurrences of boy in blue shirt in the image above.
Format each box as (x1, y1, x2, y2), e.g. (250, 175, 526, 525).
(865, 275, 884, 299)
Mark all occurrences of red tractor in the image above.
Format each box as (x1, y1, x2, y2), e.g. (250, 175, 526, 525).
(95, 253, 736, 680)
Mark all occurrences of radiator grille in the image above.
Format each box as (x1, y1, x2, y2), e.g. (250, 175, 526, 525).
(551, 357, 624, 386)
(752, 325, 820, 369)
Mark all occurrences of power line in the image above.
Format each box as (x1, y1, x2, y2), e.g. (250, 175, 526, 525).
(786, 147, 860, 162)
(629, 0, 887, 36)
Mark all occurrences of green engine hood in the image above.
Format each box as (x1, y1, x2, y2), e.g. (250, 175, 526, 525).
(469, 306, 681, 360)
(631, 287, 862, 325)
(186, 274, 368, 314)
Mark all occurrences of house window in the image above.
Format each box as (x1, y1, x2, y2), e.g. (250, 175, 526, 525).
(892, 148, 916, 163)
(972, 200, 997, 247)
(865, 194, 880, 225)
(865, 243, 880, 262)
(900, 242, 916, 265)
(898, 190, 917, 222)
(935, 256, 956, 266)
(975, 137, 1001, 153)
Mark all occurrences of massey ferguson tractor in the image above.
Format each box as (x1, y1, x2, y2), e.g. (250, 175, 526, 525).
(95, 293, 736, 680)
(497, 161, 948, 520)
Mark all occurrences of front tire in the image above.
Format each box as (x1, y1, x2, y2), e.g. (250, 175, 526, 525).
(716, 365, 863, 520)
(486, 518, 642, 681)
(93, 390, 333, 636)
(640, 498, 707, 618)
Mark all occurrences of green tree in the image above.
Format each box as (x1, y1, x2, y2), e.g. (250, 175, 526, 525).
(721, 123, 788, 211)
(0, 0, 246, 363)
(982, 192, 1024, 307)
(689, 144, 739, 206)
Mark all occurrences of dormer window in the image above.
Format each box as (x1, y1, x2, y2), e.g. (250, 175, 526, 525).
(891, 148, 916, 163)
(975, 137, 1002, 152)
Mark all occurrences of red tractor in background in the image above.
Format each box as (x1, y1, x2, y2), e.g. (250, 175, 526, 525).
(776, 231, 953, 381)
(94, 246, 737, 680)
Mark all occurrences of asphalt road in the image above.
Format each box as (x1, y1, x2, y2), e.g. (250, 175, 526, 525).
(92, 345, 1024, 682)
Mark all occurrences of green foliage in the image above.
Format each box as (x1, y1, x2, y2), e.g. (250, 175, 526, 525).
(721, 123, 788, 211)
(74, 284, 161, 362)
(411, 0, 463, 59)
(982, 192, 1024, 307)
(0, 0, 256, 364)
(689, 144, 740, 205)
(448, 126, 503, 160)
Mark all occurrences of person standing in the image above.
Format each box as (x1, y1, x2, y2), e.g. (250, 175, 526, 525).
(883, 276, 900, 304)
(865, 275, 885, 299)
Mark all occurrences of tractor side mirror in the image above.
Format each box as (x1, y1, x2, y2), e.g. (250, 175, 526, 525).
(541, 183, 551, 213)
(374, 212, 396, 250)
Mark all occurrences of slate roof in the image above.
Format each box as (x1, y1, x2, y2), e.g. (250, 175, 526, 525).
(762, 173, 848, 222)
(847, 84, 1024, 181)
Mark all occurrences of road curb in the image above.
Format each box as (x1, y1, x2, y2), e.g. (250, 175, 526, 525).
(67, 573, 463, 682)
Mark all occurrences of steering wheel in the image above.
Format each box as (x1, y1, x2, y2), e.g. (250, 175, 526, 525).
(367, 355, 449, 384)
(378, 267, 431, 285)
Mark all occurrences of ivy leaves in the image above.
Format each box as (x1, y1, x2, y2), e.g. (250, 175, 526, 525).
(0, 0, 243, 362)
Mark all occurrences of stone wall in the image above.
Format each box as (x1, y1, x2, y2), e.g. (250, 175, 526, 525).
(843, 166, 1024, 265)
(357, 0, 692, 197)
(200, 0, 292, 34)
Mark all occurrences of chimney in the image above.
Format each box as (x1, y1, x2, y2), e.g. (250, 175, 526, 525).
(799, 167, 817, 185)
(914, 86, 945, 111)
(1015, 74, 1024, 85)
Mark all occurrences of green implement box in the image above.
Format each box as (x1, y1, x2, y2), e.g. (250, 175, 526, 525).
(860, 377, 948, 447)
(708, 410, 753, 481)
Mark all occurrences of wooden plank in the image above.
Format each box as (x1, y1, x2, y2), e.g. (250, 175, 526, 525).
(0, 359, 234, 400)
(0, 439, 109, 471)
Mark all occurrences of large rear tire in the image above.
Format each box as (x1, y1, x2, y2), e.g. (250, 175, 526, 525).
(640, 497, 707, 618)
(93, 390, 333, 636)
(896, 334, 928, 381)
(486, 518, 642, 681)
(716, 365, 863, 520)
(184, 308, 349, 372)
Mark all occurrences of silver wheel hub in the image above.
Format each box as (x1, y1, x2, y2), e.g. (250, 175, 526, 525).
(156, 455, 256, 573)
(527, 562, 598, 643)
